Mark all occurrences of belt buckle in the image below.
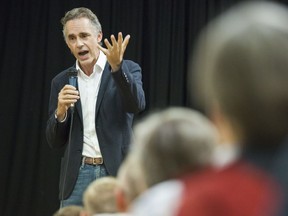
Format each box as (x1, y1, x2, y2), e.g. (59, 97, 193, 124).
(92, 157, 103, 165)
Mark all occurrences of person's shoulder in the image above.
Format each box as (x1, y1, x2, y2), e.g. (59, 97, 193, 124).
(122, 59, 139, 67)
(121, 60, 141, 73)
(181, 161, 278, 191)
(123, 59, 137, 64)
(178, 162, 280, 216)
(51, 67, 72, 82)
(53, 68, 70, 79)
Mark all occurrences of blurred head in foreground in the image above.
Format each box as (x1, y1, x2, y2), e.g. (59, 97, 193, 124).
(116, 152, 147, 212)
(83, 176, 119, 215)
(192, 1, 288, 146)
(53, 205, 84, 216)
(132, 107, 218, 188)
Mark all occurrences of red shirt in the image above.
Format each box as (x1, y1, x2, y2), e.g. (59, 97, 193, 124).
(177, 161, 281, 216)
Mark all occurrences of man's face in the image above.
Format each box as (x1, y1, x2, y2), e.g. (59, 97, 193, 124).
(64, 17, 102, 68)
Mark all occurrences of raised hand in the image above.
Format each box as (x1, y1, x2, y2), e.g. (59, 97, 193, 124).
(97, 32, 130, 72)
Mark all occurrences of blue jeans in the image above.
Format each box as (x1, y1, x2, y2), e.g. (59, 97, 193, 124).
(60, 163, 108, 207)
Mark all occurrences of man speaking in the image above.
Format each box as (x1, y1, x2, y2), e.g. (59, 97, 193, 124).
(46, 7, 145, 207)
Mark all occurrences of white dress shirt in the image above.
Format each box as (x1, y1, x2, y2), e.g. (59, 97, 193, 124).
(76, 51, 107, 158)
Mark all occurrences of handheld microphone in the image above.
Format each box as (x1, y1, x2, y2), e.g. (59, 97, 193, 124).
(60, 68, 78, 207)
(67, 68, 78, 109)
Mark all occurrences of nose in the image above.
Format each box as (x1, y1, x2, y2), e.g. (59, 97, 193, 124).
(76, 37, 84, 48)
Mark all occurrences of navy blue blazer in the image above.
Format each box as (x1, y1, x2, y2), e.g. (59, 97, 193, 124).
(46, 60, 145, 199)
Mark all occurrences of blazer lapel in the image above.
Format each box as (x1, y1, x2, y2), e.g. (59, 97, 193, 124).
(71, 63, 110, 123)
(96, 63, 111, 117)
(75, 98, 83, 123)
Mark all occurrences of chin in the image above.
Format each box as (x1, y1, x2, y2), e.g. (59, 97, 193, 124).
(79, 58, 93, 65)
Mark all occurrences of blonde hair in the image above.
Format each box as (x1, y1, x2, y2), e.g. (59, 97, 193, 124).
(53, 205, 83, 216)
(192, 1, 288, 145)
(132, 107, 217, 187)
(83, 177, 119, 214)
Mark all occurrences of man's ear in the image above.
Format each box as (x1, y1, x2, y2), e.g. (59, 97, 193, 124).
(97, 31, 103, 43)
(210, 102, 237, 144)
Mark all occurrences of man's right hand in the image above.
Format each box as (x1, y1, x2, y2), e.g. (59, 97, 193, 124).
(56, 85, 80, 121)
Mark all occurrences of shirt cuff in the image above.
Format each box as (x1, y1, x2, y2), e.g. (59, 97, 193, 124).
(54, 110, 67, 123)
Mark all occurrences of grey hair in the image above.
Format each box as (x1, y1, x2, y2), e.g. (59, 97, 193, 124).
(61, 7, 102, 39)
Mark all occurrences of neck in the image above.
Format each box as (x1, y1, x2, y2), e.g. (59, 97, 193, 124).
(81, 64, 94, 76)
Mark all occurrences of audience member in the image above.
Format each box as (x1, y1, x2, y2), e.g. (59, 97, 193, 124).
(115, 152, 146, 213)
(177, 1, 288, 215)
(129, 107, 218, 215)
(83, 177, 119, 215)
(133, 107, 217, 187)
(53, 205, 85, 216)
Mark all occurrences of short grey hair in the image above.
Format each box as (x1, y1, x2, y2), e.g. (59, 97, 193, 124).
(61, 7, 102, 38)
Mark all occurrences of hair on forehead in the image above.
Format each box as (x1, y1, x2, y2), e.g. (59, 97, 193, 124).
(61, 7, 102, 37)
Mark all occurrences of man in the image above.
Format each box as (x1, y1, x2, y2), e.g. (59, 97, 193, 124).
(46, 7, 145, 207)
(178, 1, 288, 215)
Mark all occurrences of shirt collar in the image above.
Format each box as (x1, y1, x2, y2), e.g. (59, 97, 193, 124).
(96, 50, 107, 71)
(75, 50, 107, 77)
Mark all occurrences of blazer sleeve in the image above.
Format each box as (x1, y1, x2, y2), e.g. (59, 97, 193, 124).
(46, 75, 70, 149)
(111, 60, 146, 113)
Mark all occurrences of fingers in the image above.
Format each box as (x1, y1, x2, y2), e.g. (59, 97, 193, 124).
(102, 33, 130, 52)
(97, 44, 107, 54)
(110, 34, 118, 48)
(58, 85, 80, 106)
(122, 34, 130, 53)
(61, 85, 78, 95)
(104, 38, 113, 50)
(118, 32, 123, 53)
(100, 32, 130, 71)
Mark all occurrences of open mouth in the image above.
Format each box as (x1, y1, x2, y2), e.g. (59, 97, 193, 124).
(79, 51, 89, 56)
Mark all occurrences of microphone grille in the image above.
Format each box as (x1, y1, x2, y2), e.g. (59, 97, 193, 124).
(67, 67, 78, 77)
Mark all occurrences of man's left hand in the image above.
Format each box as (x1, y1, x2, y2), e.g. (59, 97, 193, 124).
(97, 32, 130, 72)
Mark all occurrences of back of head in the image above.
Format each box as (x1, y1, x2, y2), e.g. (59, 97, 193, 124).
(83, 177, 119, 214)
(133, 107, 217, 187)
(192, 1, 288, 145)
(53, 205, 84, 216)
(116, 152, 147, 210)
